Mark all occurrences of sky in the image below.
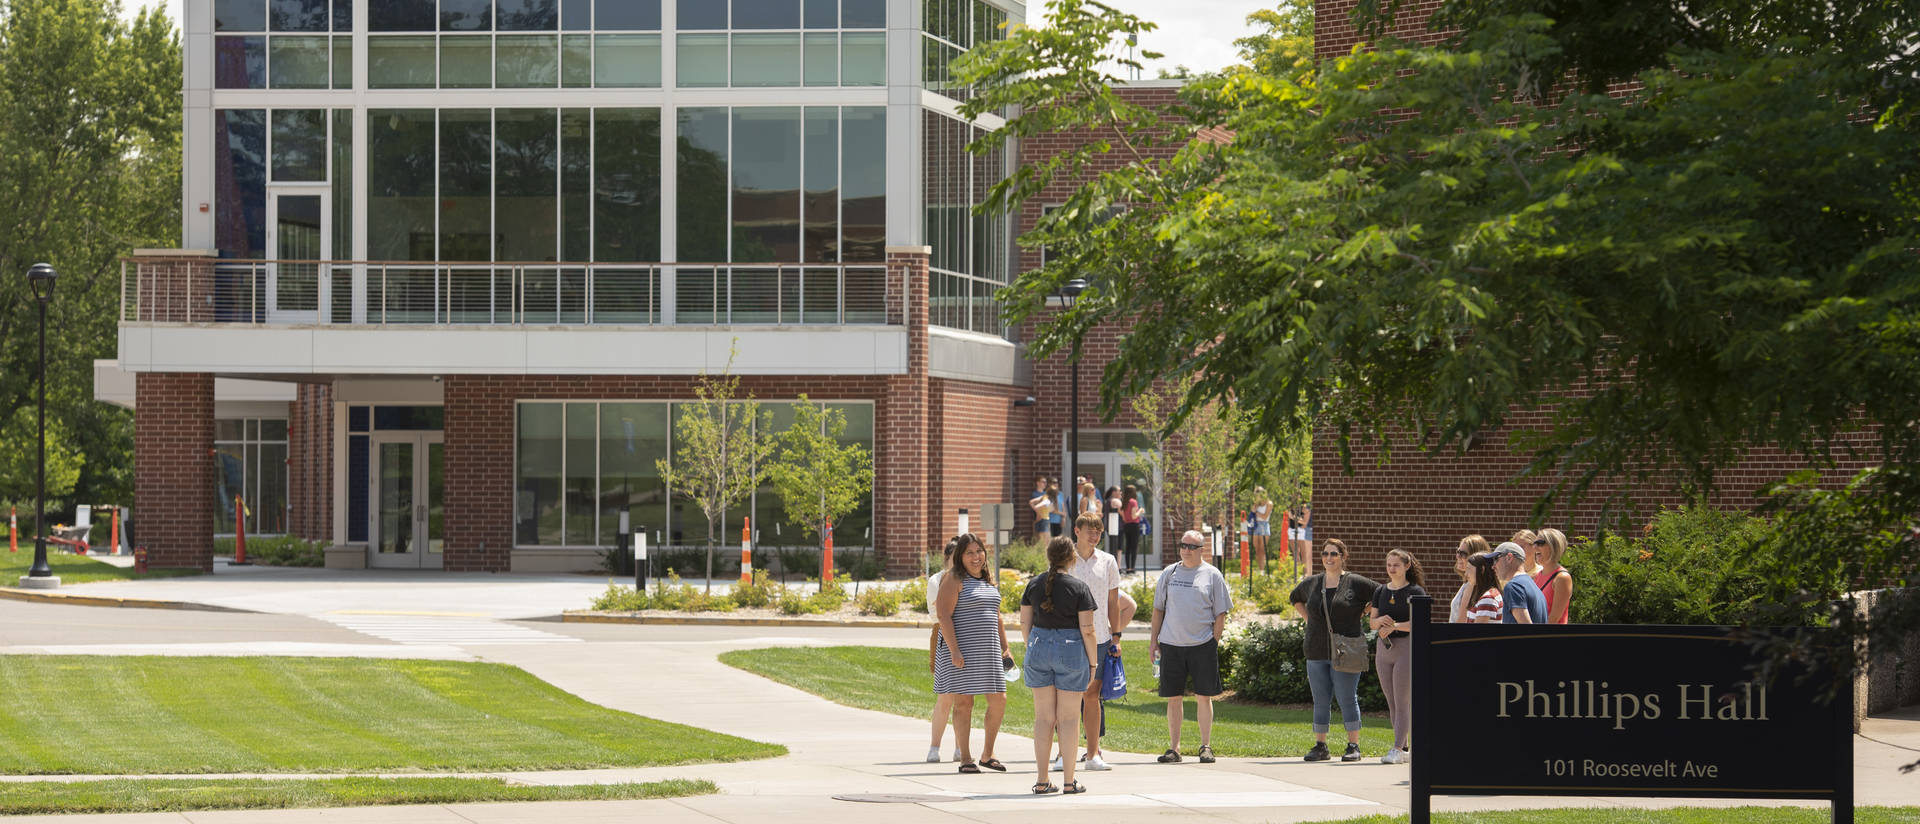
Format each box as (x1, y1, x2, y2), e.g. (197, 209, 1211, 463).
(127, 0, 1273, 75)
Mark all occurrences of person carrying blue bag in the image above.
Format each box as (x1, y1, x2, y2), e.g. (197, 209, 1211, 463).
(1149, 529, 1233, 764)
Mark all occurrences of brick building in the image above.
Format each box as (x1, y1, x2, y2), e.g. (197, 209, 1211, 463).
(101, 0, 1196, 575)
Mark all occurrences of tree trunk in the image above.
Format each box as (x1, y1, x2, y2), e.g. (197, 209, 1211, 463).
(705, 531, 716, 594)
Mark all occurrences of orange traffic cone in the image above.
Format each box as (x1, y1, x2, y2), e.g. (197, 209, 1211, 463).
(8, 506, 15, 553)
(109, 507, 121, 556)
(739, 517, 752, 582)
(231, 496, 252, 565)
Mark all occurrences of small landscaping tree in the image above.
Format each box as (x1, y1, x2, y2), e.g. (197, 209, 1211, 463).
(767, 395, 874, 592)
(656, 344, 776, 592)
(1128, 374, 1234, 533)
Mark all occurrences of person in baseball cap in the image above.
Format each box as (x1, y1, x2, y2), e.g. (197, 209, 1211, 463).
(1480, 542, 1546, 624)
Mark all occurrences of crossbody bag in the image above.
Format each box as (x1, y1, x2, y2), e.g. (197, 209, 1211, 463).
(1321, 573, 1370, 673)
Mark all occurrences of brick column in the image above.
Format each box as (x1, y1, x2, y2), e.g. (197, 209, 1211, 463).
(877, 246, 931, 575)
(443, 375, 513, 571)
(134, 373, 214, 570)
(287, 383, 333, 541)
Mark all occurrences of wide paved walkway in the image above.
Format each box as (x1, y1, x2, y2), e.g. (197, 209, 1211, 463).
(2, 564, 1914, 823)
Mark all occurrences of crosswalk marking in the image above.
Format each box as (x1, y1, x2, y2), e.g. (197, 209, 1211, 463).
(321, 614, 583, 646)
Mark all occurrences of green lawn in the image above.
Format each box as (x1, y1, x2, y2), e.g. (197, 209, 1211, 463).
(1305, 810, 1918, 824)
(1, 551, 201, 584)
(0, 777, 716, 815)
(720, 643, 1393, 758)
(0, 656, 784, 773)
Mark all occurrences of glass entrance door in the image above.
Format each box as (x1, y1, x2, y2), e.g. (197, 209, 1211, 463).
(267, 189, 327, 322)
(1072, 451, 1163, 570)
(369, 433, 444, 569)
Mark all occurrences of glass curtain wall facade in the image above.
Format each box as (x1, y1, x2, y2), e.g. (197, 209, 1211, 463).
(515, 400, 875, 551)
(919, 0, 1015, 337)
(213, 418, 291, 535)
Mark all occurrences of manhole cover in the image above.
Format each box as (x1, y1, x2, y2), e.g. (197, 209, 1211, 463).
(833, 793, 966, 804)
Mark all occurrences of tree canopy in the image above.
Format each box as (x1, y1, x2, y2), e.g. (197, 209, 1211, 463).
(956, 0, 1918, 665)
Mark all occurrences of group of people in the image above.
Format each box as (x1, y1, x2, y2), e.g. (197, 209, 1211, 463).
(1028, 476, 1149, 573)
(925, 514, 1578, 790)
(929, 513, 1231, 794)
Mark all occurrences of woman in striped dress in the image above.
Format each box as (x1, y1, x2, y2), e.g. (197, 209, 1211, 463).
(935, 533, 1010, 773)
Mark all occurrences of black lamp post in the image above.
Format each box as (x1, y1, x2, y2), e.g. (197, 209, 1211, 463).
(25, 263, 57, 584)
(1059, 278, 1088, 504)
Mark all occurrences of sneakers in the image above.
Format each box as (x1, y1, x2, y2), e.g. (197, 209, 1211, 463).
(1157, 748, 1182, 763)
(926, 746, 941, 763)
(1341, 742, 1362, 762)
(1381, 748, 1404, 765)
(1303, 742, 1331, 762)
(953, 750, 962, 763)
(1051, 755, 1064, 771)
(1084, 754, 1111, 771)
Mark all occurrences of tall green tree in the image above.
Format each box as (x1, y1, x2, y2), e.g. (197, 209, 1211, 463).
(0, 0, 180, 512)
(656, 344, 776, 592)
(957, 0, 1919, 678)
(1232, 0, 1313, 81)
(766, 395, 873, 586)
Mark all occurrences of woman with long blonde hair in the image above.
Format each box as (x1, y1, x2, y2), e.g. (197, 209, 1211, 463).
(1530, 528, 1573, 624)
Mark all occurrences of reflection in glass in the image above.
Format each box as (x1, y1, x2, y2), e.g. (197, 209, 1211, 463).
(367, 109, 436, 261)
(332, 35, 352, 88)
(441, 35, 493, 87)
(827, 403, 875, 548)
(497, 34, 559, 86)
(596, 0, 661, 29)
(732, 33, 799, 87)
(561, 0, 589, 29)
(595, 108, 662, 261)
(598, 403, 668, 546)
(677, 33, 727, 87)
(733, 0, 798, 29)
(561, 109, 591, 260)
(219, 0, 267, 31)
(442, 0, 492, 30)
(565, 403, 596, 545)
(803, 33, 836, 85)
(562, 34, 592, 86)
(496, 108, 559, 262)
(842, 0, 883, 27)
(273, 195, 322, 308)
(331, 108, 353, 285)
(369, 36, 437, 87)
(517, 404, 562, 545)
(440, 109, 493, 261)
(427, 442, 445, 554)
(497, 0, 557, 30)
(803, 107, 838, 262)
(378, 441, 415, 554)
(271, 0, 328, 31)
(370, 0, 435, 31)
(678, 0, 725, 29)
(732, 107, 800, 262)
(595, 33, 661, 87)
(270, 35, 330, 87)
(216, 35, 267, 89)
(840, 31, 884, 85)
(842, 107, 885, 262)
(216, 109, 267, 259)
(677, 107, 729, 262)
(271, 109, 327, 181)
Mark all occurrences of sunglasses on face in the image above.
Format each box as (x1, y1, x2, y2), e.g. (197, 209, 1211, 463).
(1532, 539, 1548, 546)
(1179, 542, 1204, 550)
(1324, 551, 1343, 558)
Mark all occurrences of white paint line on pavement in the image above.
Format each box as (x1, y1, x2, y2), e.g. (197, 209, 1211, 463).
(917, 789, 1383, 812)
(0, 642, 475, 660)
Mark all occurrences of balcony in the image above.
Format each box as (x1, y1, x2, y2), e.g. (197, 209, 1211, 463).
(117, 256, 910, 377)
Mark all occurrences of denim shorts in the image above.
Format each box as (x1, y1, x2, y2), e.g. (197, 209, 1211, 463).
(1249, 521, 1271, 536)
(1023, 627, 1092, 691)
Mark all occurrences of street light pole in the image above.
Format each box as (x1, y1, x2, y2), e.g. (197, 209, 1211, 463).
(1059, 278, 1088, 507)
(24, 263, 58, 587)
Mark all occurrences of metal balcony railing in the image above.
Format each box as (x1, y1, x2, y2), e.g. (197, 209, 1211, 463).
(121, 259, 898, 327)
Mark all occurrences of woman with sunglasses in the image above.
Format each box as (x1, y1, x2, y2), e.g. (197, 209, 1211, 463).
(1530, 528, 1573, 624)
(1288, 538, 1378, 762)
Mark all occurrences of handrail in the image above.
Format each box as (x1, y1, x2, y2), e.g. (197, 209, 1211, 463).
(120, 259, 897, 327)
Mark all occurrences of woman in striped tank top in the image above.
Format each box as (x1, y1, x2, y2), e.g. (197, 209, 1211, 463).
(935, 533, 1011, 773)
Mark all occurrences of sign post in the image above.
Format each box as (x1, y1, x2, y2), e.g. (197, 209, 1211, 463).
(1410, 596, 1852, 823)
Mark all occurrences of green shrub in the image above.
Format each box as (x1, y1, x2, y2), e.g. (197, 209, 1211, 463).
(590, 583, 652, 611)
(775, 546, 820, 578)
(648, 571, 696, 611)
(685, 590, 737, 613)
(215, 536, 325, 567)
(1564, 505, 1780, 625)
(1000, 540, 1047, 575)
(855, 588, 900, 617)
(899, 577, 930, 612)
(1127, 574, 1158, 615)
(1221, 621, 1386, 712)
(775, 588, 845, 615)
(731, 569, 781, 608)
(998, 569, 1025, 613)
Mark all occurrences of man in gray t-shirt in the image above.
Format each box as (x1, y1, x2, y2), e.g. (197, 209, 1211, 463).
(1149, 530, 1233, 763)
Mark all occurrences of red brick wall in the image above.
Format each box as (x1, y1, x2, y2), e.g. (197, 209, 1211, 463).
(134, 373, 214, 570)
(877, 247, 932, 572)
(1314, 0, 1450, 60)
(287, 384, 333, 542)
(928, 377, 1032, 551)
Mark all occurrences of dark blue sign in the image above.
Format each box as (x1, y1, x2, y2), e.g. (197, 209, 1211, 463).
(1410, 596, 1852, 823)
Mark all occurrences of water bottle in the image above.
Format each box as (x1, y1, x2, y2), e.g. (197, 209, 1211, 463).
(1152, 655, 1161, 680)
(1003, 655, 1020, 682)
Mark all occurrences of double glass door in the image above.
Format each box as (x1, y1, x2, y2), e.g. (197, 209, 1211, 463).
(370, 433, 444, 569)
(1072, 452, 1161, 570)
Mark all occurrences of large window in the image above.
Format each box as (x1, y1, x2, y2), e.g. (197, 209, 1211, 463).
(923, 108, 1010, 335)
(216, 0, 352, 89)
(214, 418, 290, 535)
(679, 106, 886, 266)
(922, 0, 1006, 97)
(676, 0, 884, 88)
(367, 0, 662, 89)
(514, 400, 874, 550)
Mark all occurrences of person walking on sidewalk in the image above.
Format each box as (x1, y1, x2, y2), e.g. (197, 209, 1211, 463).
(1150, 530, 1232, 764)
(1367, 549, 1426, 765)
(1061, 510, 1125, 771)
(934, 533, 1010, 773)
(1020, 536, 1099, 795)
(1289, 538, 1378, 762)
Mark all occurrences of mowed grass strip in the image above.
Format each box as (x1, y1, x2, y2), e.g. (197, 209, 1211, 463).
(719, 644, 1394, 758)
(1, 552, 201, 584)
(0, 656, 784, 774)
(1303, 809, 1919, 824)
(0, 777, 717, 815)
